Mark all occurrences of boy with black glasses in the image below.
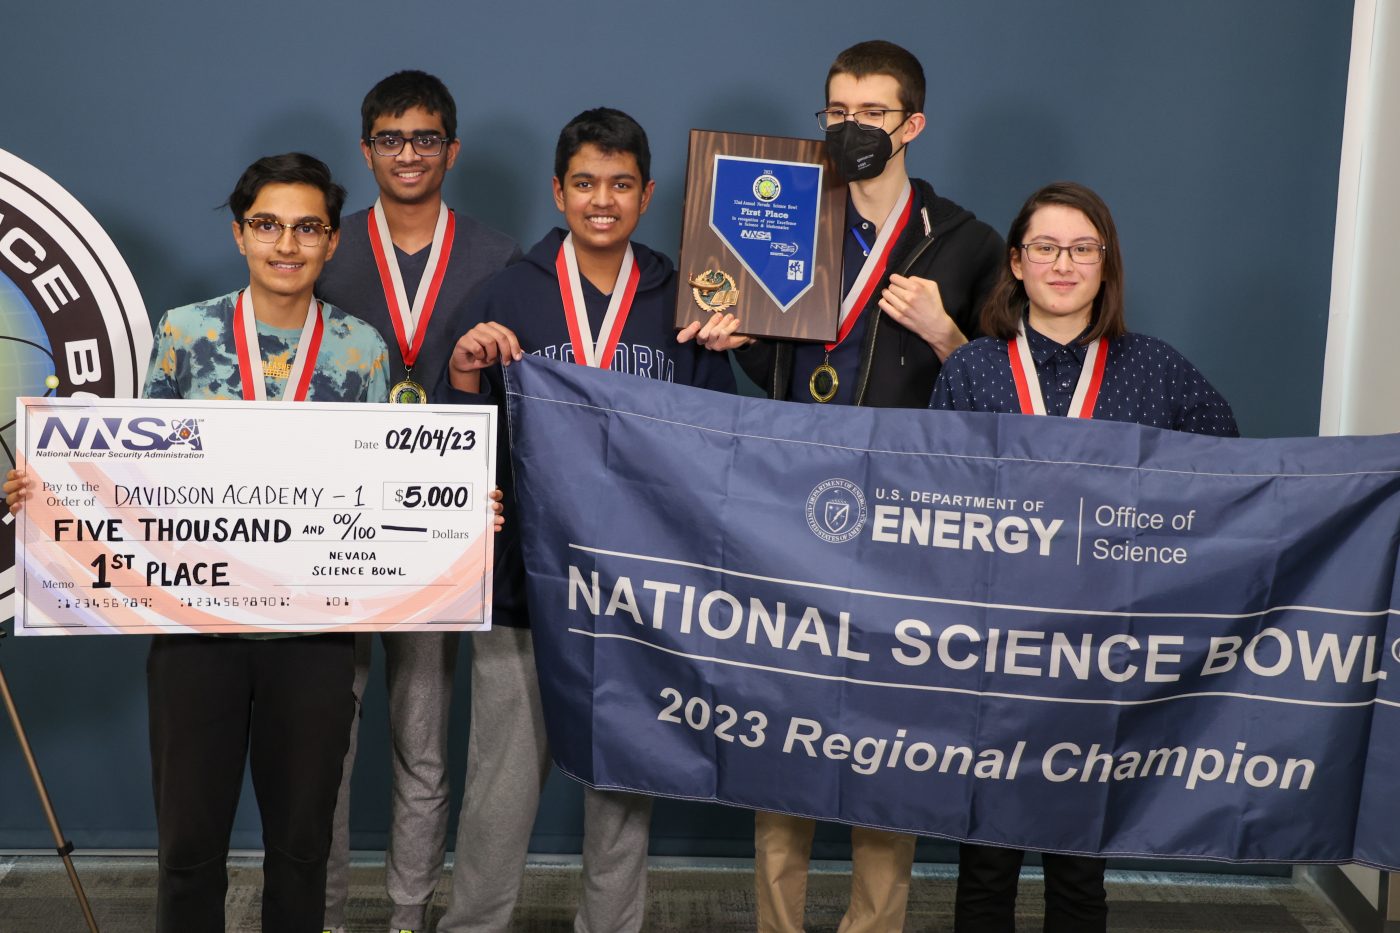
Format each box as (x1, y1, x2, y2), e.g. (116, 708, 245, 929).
(316, 70, 519, 933)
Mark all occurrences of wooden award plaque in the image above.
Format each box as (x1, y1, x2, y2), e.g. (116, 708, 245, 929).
(675, 130, 844, 342)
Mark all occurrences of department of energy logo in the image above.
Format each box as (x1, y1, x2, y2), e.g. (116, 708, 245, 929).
(806, 478, 868, 544)
(0, 148, 152, 620)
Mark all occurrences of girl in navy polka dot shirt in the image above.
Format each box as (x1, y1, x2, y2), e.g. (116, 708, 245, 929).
(931, 182, 1237, 933)
(931, 182, 1236, 436)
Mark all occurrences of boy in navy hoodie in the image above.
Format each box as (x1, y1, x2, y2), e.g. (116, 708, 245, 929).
(434, 108, 734, 933)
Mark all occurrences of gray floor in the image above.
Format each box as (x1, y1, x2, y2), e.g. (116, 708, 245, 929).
(0, 853, 1356, 932)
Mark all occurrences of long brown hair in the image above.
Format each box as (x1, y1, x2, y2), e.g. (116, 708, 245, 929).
(980, 181, 1126, 343)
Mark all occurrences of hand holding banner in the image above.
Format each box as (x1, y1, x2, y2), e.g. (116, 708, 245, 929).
(504, 355, 1400, 869)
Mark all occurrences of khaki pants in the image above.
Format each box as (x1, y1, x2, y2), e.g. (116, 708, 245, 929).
(754, 811, 916, 933)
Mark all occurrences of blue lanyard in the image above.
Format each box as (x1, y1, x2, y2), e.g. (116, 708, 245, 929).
(851, 226, 872, 257)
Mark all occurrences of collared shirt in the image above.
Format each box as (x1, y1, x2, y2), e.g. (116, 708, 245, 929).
(1023, 323, 1093, 417)
(788, 189, 922, 405)
(930, 321, 1239, 436)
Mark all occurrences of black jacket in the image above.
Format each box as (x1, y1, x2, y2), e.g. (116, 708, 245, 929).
(735, 178, 1003, 408)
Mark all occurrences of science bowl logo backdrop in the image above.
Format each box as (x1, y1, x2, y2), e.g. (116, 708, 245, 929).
(0, 148, 151, 621)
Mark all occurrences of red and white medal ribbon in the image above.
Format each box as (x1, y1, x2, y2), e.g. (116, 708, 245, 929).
(367, 198, 455, 372)
(1007, 319, 1107, 417)
(555, 233, 640, 369)
(232, 290, 324, 401)
(827, 182, 913, 352)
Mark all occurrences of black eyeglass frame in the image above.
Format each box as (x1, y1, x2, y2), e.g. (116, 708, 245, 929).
(1018, 241, 1107, 265)
(364, 133, 452, 157)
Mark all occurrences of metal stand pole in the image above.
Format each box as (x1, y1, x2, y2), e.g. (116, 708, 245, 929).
(0, 628, 100, 932)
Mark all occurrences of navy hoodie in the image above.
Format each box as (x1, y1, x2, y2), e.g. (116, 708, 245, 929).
(439, 227, 735, 627)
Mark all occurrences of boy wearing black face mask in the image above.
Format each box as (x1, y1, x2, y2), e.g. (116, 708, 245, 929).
(711, 40, 1003, 933)
(719, 40, 1003, 412)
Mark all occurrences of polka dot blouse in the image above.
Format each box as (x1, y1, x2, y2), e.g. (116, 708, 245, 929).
(930, 322, 1239, 437)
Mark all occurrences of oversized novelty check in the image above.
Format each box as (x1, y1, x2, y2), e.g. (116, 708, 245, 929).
(13, 397, 495, 635)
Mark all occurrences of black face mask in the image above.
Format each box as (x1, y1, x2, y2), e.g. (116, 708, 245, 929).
(825, 120, 903, 182)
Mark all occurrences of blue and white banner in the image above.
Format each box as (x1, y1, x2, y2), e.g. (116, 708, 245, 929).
(505, 356, 1400, 869)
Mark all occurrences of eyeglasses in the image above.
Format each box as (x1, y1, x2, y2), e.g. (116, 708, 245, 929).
(1020, 241, 1106, 265)
(815, 108, 906, 131)
(240, 218, 334, 247)
(366, 133, 450, 157)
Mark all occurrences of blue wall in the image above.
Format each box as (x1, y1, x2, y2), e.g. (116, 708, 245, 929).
(0, 0, 1354, 856)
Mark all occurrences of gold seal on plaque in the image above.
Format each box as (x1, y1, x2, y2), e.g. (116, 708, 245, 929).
(689, 269, 739, 314)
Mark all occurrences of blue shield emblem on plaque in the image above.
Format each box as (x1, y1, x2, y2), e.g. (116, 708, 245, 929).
(709, 156, 822, 312)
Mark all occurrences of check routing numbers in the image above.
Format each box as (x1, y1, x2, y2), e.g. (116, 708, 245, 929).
(19, 400, 493, 623)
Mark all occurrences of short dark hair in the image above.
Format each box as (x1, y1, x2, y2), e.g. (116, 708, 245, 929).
(361, 70, 457, 142)
(827, 40, 926, 115)
(554, 108, 651, 186)
(226, 153, 348, 229)
(980, 181, 1127, 345)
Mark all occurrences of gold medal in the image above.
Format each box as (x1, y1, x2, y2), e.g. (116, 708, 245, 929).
(389, 378, 427, 404)
(809, 358, 838, 403)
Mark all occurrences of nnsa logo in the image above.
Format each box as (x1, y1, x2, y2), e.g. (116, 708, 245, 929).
(36, 415, 203, 452)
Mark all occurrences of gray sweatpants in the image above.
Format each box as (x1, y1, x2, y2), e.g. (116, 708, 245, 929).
(435, 625, 653, 933)
(325, 631, 460, 932)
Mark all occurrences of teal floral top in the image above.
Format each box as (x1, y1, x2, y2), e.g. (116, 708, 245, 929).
(143, 290, 389, 403)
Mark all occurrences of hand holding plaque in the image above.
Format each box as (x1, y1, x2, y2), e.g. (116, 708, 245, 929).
(675, 131, 844, 342)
